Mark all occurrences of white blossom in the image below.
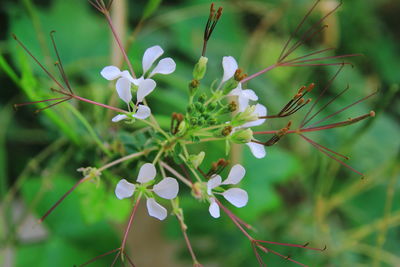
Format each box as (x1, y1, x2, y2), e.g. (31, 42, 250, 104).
(229, 83, 259, 112)
(206, 164, 248, 218)
(101, 45, 176, 122)
(115, 163, 179, 220)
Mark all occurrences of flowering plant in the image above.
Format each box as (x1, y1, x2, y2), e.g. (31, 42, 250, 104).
(4, 0, 387, 266)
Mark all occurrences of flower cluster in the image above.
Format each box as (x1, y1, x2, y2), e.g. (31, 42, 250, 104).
(12, 1, 376, 266)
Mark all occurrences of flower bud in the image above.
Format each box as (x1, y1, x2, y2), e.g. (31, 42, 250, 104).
(198, 93, 207, 103)
(193, 56, 208, 80)
(207, 102, 217, 112)
(176, 120, 187, 136)
(222, 79, 239, 95)
(189, 151, 205, 169)
(231, 105, 257, 127)
(229, 128, 253, 144)
(189, 79, 200, 94)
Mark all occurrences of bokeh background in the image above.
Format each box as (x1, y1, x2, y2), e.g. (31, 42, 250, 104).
(1, 0, 399, 266)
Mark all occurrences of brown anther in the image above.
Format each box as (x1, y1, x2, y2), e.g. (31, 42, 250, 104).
(222, 126, 233, 136)
(234, 68, 247, 82)
(176, 113, 184, 122)
(293, 92, 303, 100)
(189, 79, 200, 89)
(298, 85, 307, 94)
(369, 110, 375, 117)
(303, 242, 310, 247)
(305, 98, 312, 104)
(228, 101, 237, 112)
(216, 7, 223, 19)
(209, 3, 215, 19)
(307, 83, 315, 92)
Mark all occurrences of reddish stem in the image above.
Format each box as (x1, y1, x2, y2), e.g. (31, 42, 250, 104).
(39, 176, 89, 223)
(121, 196, 142, 254)
(104, 13, 136, 78)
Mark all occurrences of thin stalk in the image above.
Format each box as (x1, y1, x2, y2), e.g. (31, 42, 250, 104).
(120, 194, 142, 254)
(160, 161, 193, 187)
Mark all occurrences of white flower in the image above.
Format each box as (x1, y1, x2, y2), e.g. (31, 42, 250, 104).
(229, 83, 258, 112)
(206, 164, 248, 218)
(111, 105, 151, 122)
(115, 163, 179, 221)
(232, 104, 267, 159)
(101, 45, 176, 122)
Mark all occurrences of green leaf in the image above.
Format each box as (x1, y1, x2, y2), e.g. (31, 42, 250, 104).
(142, 0, 162, 20)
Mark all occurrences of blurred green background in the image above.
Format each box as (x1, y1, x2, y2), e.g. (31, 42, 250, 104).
(0, 0, 399, 266)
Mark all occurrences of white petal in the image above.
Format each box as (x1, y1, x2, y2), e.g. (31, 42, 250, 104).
(101, 66, 121, 80)
(207, 175, 222, 195)
(132, 76, 144, 86)
(238, 96, 250, 112)
(116, 78, 132, 105)
(137, 163, 157, 183)
(246, 142, 266, 159)
(136, 79, 156, 102)
(228, 83, 243, 97)
(142, 45, 164, 74)
(222, 56, 238, 83)
(222, 188, 248, 208)
(146, 198, 167, 220)
(111, 114, 128, 122)
(242, 89, 258, 101)
(115, 179, 136, 200)
(208, 198, 220, 218)
(153, 177, 179, 199)
(241, 104, 267, 128)
(149, 58, 176, 77)
(120, 70, 135, 83)
(133, 105, 151, 120)
(222, 164, 246, 185)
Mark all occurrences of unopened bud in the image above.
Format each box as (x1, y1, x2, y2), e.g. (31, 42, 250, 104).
(222, 79, 239, 95)
(231, 105, 257, 127)
(230, 128, 253, 144)
(189, 79, 200, 94)
(189, 151, 205, 169)
(193, 56, 208, 80)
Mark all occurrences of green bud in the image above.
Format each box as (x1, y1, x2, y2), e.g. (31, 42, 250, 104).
(188, 151, 205, 168)
(207, 102, 217, 112)
(176, 120, 187, 136)
(198, 93, 207, 103)
(208, 118, 218, 125)
(229, 128, 253, 144)
(189, 79, 200, 95)
(231, 105, 257, 127)
(190, 117, 198, 125)
(198, 117, 205, 126)
(193, 56, 208, 80)
(222, 79, 239, 95)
